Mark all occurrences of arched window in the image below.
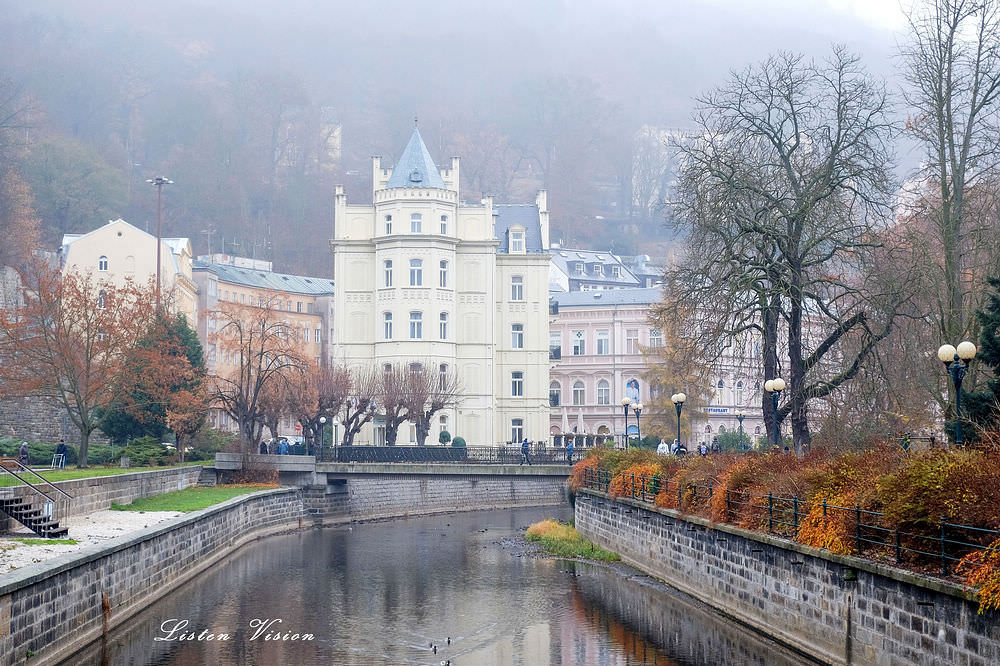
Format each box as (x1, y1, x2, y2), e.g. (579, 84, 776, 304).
(754, 426, 762, 434)
(572, 381, 585, 406)
(597, 379, 610, 405)
(719, 425, 727, 433)
(439, 260, 448, 288)
(549, 381, 561, 407)
(409, 259, 422, 286)
(717, 379, 725, 389)
(736, 380, 744, 404)
(98, 256, 108, 271)
(705, 425, 713, 433)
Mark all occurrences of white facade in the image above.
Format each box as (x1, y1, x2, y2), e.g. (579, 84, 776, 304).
(331, 130, 551, 445)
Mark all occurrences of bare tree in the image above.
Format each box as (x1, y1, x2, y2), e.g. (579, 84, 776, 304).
(667, 47, 903, 451)
(209, 292, 308, 452)
(288, 362, 351, 450)
(901, 0, 1000, 403)
(378, 363, 412, 446)
(405, 363, 460, 446)
(338, 364, 380, 446)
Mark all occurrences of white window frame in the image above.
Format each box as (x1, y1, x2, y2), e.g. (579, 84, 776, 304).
(409, 311, 422, 339)
(649, 328, 663, 348)
(409, 259, 423, 286)
(384, 312, 393, 339)
(572, 381, 585, 406)
(511, 418, 524, 444)
(511, 323, 524, 349)
(439, 312, 448, 339)
(626, 329, 639, 354)
(439, 260, 448, 288)
(384, 214, 392, 234)
(511, 371, 524, 397)
(511, 275, 524, 301)
(572, 331, 586, 356)
(440, 215, 448, 234)
(510, 228, 525, 253)
(98, 256, 108, 271)
(597, 380, 610, 405)
(411, 213, 422, 233)
(384, 260, 393, 287)
(596, 330, 610, 355)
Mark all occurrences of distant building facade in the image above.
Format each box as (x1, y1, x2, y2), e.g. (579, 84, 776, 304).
(60, 218, 198, 323)
(548, 247, 642, 292)
(331, 129, 551, 446)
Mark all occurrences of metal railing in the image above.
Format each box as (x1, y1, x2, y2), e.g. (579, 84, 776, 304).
(580, 467, 999, 575)
(330, 445, 575, 465)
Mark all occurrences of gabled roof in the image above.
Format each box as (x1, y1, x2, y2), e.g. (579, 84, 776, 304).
(550, 286, 664, 308)
(384, 129, 447, 189)
(194, 260, 335, 296)
(495, 204, 544, 253)
(548, 247, 641, 286)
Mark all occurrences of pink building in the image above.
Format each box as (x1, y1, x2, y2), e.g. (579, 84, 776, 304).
(548, 288, 664, 445)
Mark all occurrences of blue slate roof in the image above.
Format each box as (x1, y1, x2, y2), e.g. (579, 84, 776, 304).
(385, 129, 447, 189)
(494, 204, 544, 253)
(550, 286, 664, 308)
(194, 261, 335, 295)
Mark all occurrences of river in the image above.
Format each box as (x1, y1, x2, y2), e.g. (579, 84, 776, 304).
(62, 505, 815, 665)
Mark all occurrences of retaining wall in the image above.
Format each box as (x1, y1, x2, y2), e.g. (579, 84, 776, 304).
(0, 488, 303, 666)
(575, 490, 999, 666)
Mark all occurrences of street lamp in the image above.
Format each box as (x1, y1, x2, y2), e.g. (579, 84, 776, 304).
(764, 378, 786, 451)
(737, 410, 745, 449)
(670, 393, 686, 452)
(621, 397, 632, 448)
(937, 341, 977, 446)
(146, 177, 173, 312)
(319, 416, 327, 462)
(632, 402, 644, 445)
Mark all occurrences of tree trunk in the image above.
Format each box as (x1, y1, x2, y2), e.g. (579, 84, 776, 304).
(762, 292, 781, 448)
(77, 429, 90, 468)
(787, 273, 811, 455)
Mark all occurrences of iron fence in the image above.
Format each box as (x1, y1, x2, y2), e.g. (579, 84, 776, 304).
(330, 445, 575, 465)
(580, 467, 1000, 575)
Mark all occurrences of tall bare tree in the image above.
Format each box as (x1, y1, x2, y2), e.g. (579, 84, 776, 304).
(338, 364, 380, 446)
(406, 363, 460, 446)
(666, 47, 903, 451)
(901, 0, 1000, 404)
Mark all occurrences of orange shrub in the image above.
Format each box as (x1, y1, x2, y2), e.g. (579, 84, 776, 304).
(958, 538, 1000, 614)
(608, 463, 662, 500)
(569, 456, 603, 492)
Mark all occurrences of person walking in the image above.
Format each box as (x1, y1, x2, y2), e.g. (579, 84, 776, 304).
(566, 438, 575, 465)
(520, 438, 532, 466)
(55, 439, 68, 468)
(18, 441, 29, 466)
(699, 442, 708, 457)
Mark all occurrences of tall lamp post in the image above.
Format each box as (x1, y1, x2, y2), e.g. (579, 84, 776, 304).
(621, 397, 632, 448)
(937, 341, 978, 446)
(764, 378, 786, 450)
(146, 176, 173, 311)
(632, 402, 644, 445)
(737, 410, 745, 449)
(318, 416, 328, 461)
(670, 393, 686, 451)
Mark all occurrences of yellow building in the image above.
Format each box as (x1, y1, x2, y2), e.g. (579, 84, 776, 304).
(60, 218, 198, 323)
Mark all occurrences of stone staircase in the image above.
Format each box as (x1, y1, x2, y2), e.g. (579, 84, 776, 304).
(0, 496, 69, 538)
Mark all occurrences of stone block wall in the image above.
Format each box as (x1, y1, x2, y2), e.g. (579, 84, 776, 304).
(575, 491, 999, 666)
(0, 488, 303, 666)
(341, 473, 566, 521)
(0, 396, 107, 445)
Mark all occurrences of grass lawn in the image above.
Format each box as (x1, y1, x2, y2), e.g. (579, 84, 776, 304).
(525, 519, 620, 561)
(110, 485, 276, 513)
(12, 538, 78, 546)
(0, 462, 203, 487)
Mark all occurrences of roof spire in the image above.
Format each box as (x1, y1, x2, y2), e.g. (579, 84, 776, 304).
(385, 127, 447, 189)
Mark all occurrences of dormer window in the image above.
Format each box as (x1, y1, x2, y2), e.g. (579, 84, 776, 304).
(510, 227, 525, 254)
(594, 264, 604, 277)
(575, 263, 584, 275)
(612, 265, 621, 277)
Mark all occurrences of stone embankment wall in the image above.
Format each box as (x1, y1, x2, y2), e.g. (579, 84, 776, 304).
(334, 472, 566, 522)
(0, 466, 203, 531)
(0, 488, 304, 666)
(0, 396, 108, 445)
(575, 490, 998, 666)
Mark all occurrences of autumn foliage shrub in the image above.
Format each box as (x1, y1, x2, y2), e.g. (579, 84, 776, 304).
(569, 455, 603, 492)
(958, 538, 1000, 614)
(608, 463, 662, 499)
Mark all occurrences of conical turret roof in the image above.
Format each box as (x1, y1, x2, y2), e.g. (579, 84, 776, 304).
(385, 129, 447, 189)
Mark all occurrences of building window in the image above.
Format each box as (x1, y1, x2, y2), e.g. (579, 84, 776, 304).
(511, 418, 524, 444)
(717, 379, 725, 389)
(97, 290, 106, 310)
(439, 414, 448, 433)
(315, 328, 321, 344)
(511, 371, 524, 397)
(511, 229, 525, 253)
(98, 256, 108, 271)
(511, 275, 523, 301)
(409, 311, 422, 339)
(439, 312, 448, 339)
(297, 301, 303, 313)
(549, 330, 561, 357)
(549, 381, 561, 407)
(596, 330, 610, 355)
(594, 264, 604, 276)
(304, 328, 310, 343)
(575, 263, 584, 275)
(411, 213, 422, 233)
(572, 381, 585, 406)
(383, 312, 393, 339)
(511, 323, 524, 349)
(612, 265, 621, 277)
(597, 380, 610, 405)
(440, 215, 448, 234)
(755, 425, 762, 434)
(572, 331, 586, 356)
(649, 328, 663, 348)
(705, 425, 713, 433)
(626, 329, 639, 354)
(736, 380, 745, 405)
(384, 214, 392, 234)
(439, 260, 448, 288)
(384, 260, 393, 287)
(409, 259, 422, 286)
(439, 363, 448, 390)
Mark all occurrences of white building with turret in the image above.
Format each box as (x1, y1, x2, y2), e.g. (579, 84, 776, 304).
(331, 129, 551, 446)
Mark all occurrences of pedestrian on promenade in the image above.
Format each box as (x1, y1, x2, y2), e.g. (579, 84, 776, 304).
(699, 442, 707, 457)
(278, 438, 289, 455)
(259, 441, 268, 454)
(520, 438, 532, 466)
(18, 441, 29, 466)
(55, 439, 68, 468)
(566, 438, 575, 465)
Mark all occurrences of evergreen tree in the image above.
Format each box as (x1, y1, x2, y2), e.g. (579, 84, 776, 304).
(959, 277, 1000, 436)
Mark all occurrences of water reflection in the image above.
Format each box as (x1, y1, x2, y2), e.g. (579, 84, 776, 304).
(61, 506, 809, 665)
